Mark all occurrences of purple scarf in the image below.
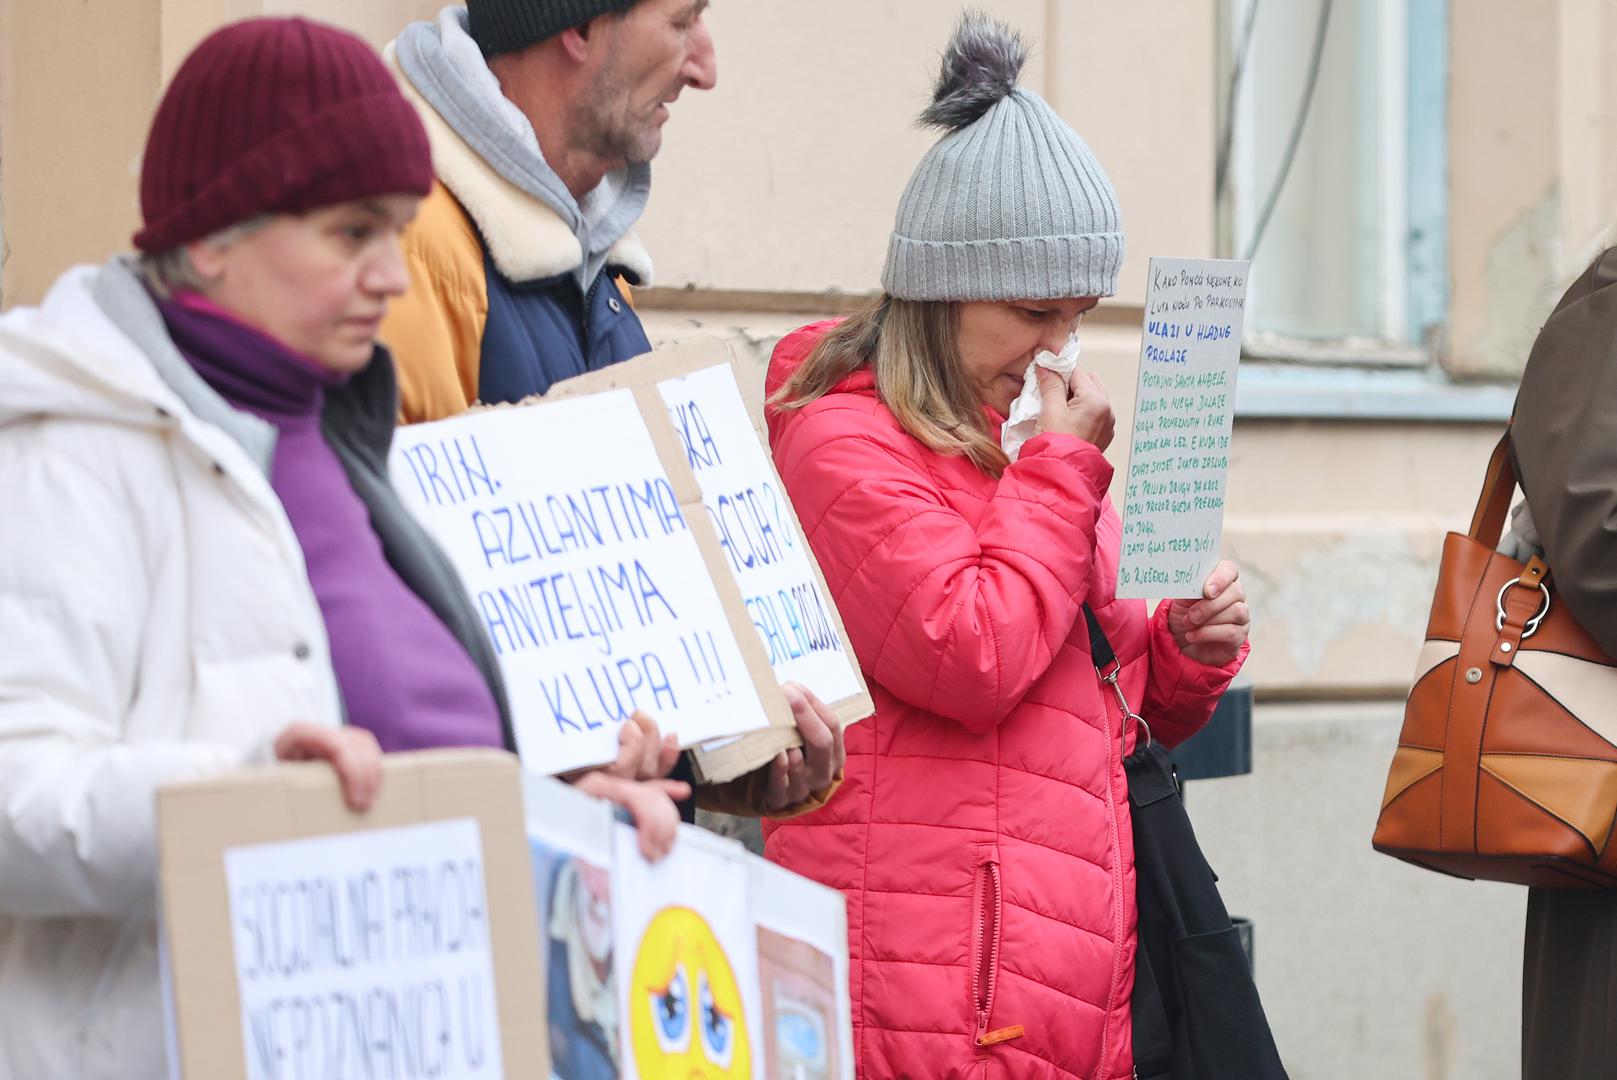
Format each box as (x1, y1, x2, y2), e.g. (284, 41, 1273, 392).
(158, 292, 503, 752)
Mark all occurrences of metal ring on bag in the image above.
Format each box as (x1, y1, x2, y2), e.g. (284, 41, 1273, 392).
(1131, 713, 1153, 748)
(1495, 578, 1551, 637)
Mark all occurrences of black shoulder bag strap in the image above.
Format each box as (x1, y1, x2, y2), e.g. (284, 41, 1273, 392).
(1081, 604, 1287, 1080)
(1083, 604, 1177, 1077)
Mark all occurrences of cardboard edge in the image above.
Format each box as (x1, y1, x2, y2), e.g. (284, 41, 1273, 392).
(546, 340, 880, 783)
(631, 377, 795, 748)
(156, 751, 547, 1078)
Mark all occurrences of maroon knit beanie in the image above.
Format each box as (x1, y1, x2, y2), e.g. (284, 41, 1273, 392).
(134, 17, 433, 253)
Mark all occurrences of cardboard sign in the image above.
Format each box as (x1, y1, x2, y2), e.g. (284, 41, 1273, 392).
(542, 340, 874, 783)
(752, 860, 855, 1080)
(612, 825, 762, 1080)
(157, 750, 546, 1080)
(523, 774, 621, 1080)
(1117, 258, 1250, 598)
(390, 387, 780, 777)
(522, 774, 854, 1079)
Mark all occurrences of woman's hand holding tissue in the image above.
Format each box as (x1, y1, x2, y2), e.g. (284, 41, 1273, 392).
(1036, 366, 1115, 450)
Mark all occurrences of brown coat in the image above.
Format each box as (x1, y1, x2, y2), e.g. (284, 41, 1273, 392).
(1511, 245, 1617, 655)
(1512, 246, 1617, 1079)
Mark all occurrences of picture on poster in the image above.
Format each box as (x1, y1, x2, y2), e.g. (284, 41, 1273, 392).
(222, 818, 504, 1080)
(654, 363, 863, 705)
(757, 929, 840, 1080)
(751, 858, 853, 1080)
(532, 839, 619, 1080)
(613, 827, 759, 1079)
(1117, 257, 1250, 599)
(525, 773, 622, 1080)
(389, 390, 771, 775)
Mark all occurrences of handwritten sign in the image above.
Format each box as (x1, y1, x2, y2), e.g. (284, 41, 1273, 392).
(656, 363, 864, 704)
(224, 818, 501, 1079)
(1117, 257, 1250, 598)
(390, 391, 771, 775)
(539, 340, 873, 783)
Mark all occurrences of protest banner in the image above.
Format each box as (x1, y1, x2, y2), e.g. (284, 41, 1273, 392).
(389, 382, 786, 777)
(523, 774, 854, 1079)
(157, 750, 545, 1080)
(751, 859, 855, 1080)
(522, 774, 621, 1080)
(1117, 258, 1251, 598)
(542, 339, 874, 783)
(612, 824, 762, 1080)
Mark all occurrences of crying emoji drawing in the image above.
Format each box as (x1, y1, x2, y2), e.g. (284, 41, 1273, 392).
(629, 906, 751, 1079)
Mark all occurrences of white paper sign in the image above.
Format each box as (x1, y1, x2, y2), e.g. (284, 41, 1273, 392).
(1117, 258, 1250, 598)
(390, 391, 770, 774)
(656, 363, 864, 704)
(751, 860, 854, 1080)
(613, 826, 760, 1080)
(523, 775, 621, 1080)
(223, 818, 502, 1080)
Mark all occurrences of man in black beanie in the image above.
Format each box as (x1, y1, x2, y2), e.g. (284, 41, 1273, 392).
(379, 4, 846, 824)
(382, 1, 714, 422)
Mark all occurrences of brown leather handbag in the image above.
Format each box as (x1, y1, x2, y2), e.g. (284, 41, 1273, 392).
(1372, 433, 1617, 887)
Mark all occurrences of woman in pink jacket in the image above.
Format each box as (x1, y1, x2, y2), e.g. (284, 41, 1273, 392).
(762, 15, 1251, 1079)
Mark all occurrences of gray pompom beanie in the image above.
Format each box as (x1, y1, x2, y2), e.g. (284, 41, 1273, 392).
(882, 12, 1125, 302)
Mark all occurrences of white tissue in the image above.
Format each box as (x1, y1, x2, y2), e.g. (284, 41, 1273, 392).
(1000, 334, 1081, 461)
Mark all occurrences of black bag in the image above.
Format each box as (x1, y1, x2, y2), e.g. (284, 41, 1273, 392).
(1082, 606, 1287, 1080)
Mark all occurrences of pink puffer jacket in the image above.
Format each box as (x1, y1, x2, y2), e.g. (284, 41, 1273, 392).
(762, 324, 1244, 1079)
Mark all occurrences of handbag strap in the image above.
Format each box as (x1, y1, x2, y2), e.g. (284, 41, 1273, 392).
(1082, 604, 1117, 671)
(1082, 605, 1151, 747)
(1468, 431, 1517, 545)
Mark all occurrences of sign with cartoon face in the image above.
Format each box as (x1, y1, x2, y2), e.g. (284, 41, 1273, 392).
(629, 906, 751, 1077)
(613, 826, 760, 1079)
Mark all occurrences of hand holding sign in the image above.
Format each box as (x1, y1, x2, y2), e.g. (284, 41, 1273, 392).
(574, 771, 689, 861)
(764, 683, 846, 813)
(1164, 559, 1251, 666)
(271, 723, 382, 812)
(592, 711, 681, 782)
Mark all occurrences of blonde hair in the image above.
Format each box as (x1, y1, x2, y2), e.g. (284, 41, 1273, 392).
(772, 294, 1010, 476)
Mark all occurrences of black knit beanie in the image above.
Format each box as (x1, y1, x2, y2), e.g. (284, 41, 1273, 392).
(467, 0, 640, 57)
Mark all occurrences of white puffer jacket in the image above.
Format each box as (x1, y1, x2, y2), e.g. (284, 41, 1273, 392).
(0, 264, 343, 1079)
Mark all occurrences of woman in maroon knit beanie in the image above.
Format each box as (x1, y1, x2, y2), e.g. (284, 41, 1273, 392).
(0, 18, 684, 1077)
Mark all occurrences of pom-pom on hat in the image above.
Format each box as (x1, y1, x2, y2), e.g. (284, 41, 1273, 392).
(882, 11, 1125, 302)
(133, 17, 433, 254)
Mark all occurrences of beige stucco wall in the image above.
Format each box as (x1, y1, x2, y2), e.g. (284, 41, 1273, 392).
(0, 0, 1216, 308)
(634, 1, 1215, 308)
(0, 0, 159, 306)
(1447, 0, 1617, 378)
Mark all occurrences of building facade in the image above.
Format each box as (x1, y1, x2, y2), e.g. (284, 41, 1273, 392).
(6, 2, 1616, 1075)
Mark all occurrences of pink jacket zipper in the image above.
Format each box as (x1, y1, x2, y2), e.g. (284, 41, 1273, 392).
(972, 857, 1022, 1047)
